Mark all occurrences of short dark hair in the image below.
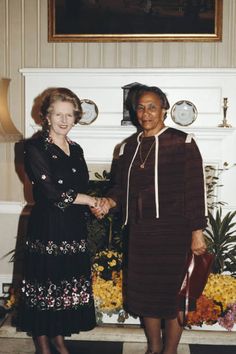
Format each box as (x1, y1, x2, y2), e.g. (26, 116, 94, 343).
(40, 87, 82, 130)
(125, 84, 170, 123)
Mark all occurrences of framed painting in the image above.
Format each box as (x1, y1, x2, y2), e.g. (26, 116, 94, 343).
(48, 0, 222, 42)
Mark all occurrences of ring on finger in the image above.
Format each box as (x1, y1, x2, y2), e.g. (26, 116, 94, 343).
(94, 197, 98, 208)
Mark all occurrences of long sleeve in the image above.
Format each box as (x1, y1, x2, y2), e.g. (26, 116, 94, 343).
(185, 138, 208, 231)
(106, 144, 126, 212)
(24, 140, 77, 210)
(106, 159, 123, 211)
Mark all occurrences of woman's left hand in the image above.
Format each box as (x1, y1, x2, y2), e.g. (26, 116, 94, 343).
(191, 229, 207, 255)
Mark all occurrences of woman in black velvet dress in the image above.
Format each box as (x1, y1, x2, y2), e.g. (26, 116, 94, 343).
(18, 88, 97, 354)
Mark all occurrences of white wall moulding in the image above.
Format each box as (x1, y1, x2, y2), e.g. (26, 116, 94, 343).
(0, 201, 26, 214)
(20, 68, 236, 209)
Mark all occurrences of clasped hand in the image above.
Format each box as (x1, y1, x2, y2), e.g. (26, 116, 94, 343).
(90, 197, 111, 219)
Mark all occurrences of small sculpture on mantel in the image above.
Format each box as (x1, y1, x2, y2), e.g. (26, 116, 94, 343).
(218, 97, 232, 128)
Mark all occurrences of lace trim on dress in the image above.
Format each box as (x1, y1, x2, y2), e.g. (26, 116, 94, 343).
(55, 188, 77, 210)
(26, 239, 87, 255)
(21, 277, 93, 310)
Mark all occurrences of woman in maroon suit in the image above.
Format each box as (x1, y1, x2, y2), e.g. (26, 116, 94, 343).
(94, 84, 207, 354)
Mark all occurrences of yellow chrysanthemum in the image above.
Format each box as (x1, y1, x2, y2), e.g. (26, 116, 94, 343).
(91, 250, 124, 313)
(92, 272, 123, 312)
(203, 273, 236, 310)
(107, 251, 113, 258)
(108, 259, 117, 267)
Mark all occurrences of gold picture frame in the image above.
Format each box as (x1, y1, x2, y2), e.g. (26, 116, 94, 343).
(48, 0, 222, 43)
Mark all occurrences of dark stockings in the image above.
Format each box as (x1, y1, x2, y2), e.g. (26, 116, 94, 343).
(163, 314, 183, 354)
(35, 335, 69, 354)
(143, 317, 163, 353)
(34, 336, 51, 354)
(52, 335, 69, 354)
(143, 312, 184, 354)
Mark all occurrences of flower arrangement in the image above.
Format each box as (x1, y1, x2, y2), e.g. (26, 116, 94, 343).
(0, 287, 16, 325)
(187, 273, 236, 330)
(92, 249, 122, 280)
(187, 295, 222, 326)
(86, 171, 123, 259)
(4, 287, 16, 310)
(88, 168, 236, 327)
(92, 249, 123, 320)
(188, 163, 236, 331)
(203, 274, 236, 309)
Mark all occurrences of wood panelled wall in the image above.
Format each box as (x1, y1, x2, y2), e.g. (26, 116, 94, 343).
(0, 0, 236, 201)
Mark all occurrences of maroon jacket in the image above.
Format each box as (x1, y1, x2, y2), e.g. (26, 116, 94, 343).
(108, 127, 207, 231)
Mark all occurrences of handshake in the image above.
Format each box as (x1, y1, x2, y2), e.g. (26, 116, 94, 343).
(90, 197, 116, 219)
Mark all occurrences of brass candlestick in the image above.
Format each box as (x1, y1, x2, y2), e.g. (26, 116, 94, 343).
(218, 97, 232, 127)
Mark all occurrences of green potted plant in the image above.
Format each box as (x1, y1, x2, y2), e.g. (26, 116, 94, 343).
(204, 163, 236, 275)
(87, 170, 123, 259)
(204, 208, 236, 275)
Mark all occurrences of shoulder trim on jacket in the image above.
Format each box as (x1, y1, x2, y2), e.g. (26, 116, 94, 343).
(185, 133, 195, 143)
(119, 143, 126, 156)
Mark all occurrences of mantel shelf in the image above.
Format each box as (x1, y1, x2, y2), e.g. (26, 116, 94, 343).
(20, 68, 236, 211)
(69, 125, 236, 141)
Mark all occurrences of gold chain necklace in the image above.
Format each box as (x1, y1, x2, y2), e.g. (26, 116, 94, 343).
(139, 139, 155, 169)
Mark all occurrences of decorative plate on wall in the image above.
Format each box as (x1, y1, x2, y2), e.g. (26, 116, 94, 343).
(171, 100, 198, 126)
(79, 99, 99, 125)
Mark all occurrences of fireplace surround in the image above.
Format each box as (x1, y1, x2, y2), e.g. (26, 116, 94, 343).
(20, 68, 236, 210)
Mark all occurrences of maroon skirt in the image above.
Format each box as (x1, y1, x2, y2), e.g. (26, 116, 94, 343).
(124, 216, 192, 319)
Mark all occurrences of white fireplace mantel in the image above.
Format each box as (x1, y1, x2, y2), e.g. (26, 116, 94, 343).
(20, 68, 236, 209)
(66, 125, 235, 165)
